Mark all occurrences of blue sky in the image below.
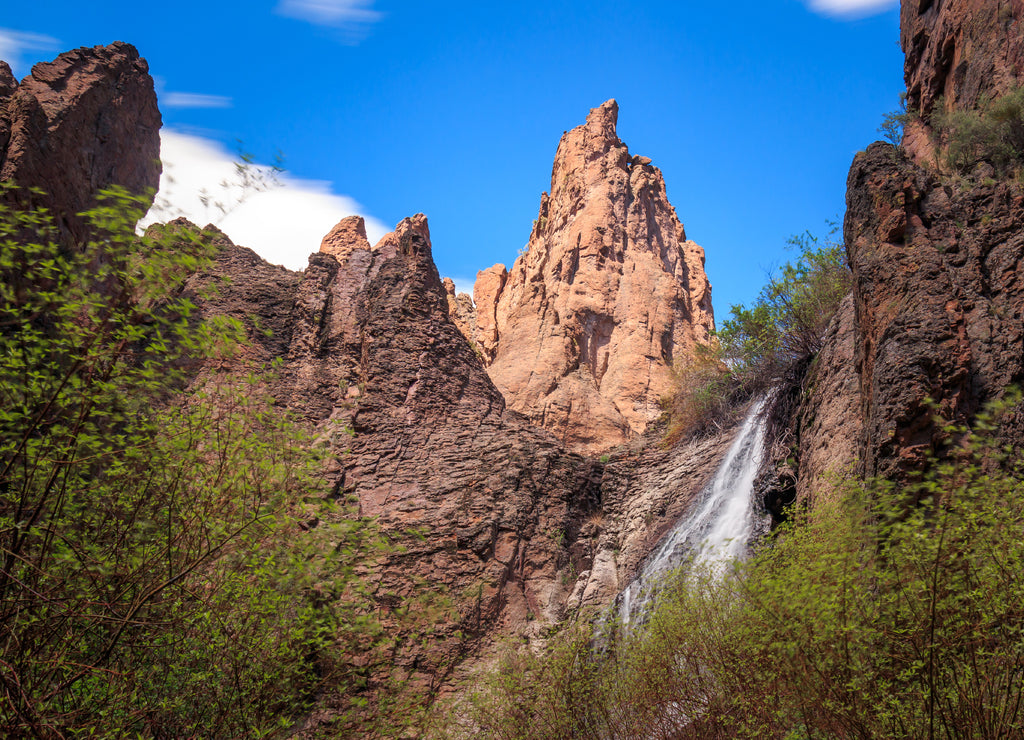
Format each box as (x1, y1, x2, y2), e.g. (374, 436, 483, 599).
(1, 0, 903, 321)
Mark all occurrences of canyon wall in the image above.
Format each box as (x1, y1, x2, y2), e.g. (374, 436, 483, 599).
(784, 0, 1024, 496)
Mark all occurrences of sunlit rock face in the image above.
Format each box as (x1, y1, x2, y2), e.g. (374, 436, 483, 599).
(472, 100, 714, 454)
(0, 42, 161, 243)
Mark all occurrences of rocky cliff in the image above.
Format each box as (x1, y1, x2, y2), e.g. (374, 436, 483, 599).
(780, 0, 1024, 495)
(902, 0, 1024, 117)
(471, 100, 715, 453)
(902, 0, 1024, 162)
(170, 211, 743, 736)
(845, 140, 1024, 479)
(0, 42, 161, 242)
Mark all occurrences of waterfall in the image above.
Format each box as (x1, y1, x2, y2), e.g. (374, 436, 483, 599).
(618, 397, 769, 625)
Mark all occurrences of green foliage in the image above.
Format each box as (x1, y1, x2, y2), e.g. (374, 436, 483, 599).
(932, 86, 1024, 175)
(450, 394, 1024, 739)
(662, 227, 850, 443)
(878, 94, 914, 148)
(0, 186, 390, 737)
(718, 226, 850, 383)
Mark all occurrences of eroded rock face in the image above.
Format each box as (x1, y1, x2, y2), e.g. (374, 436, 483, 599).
(183, 213, 607, 703)
(0, 42, 161, 242)
(0, 62, 16, 161)
(442, 277, 477, 340)
(902, 0, 1024, 117)
(901, 0, 1024, 162)
(844, 141, 1024, 479)
(475, 100, 714, 453)
(793, 294, 862, 504)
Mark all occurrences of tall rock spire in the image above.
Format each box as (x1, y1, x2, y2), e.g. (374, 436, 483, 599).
(473, 99, 714, 452)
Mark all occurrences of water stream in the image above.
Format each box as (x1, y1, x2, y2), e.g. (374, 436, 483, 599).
(618, 397, 769, 625)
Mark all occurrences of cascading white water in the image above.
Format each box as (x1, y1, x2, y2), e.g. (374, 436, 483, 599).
(619, 397, 769, 624)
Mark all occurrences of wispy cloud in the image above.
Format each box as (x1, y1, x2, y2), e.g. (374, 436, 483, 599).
(0, 28, 59, 78)
(275, 0, 382, 41)
(162, 92, 233, 109)
(805, 0, 898, 18)
(142, 130, 389, 270)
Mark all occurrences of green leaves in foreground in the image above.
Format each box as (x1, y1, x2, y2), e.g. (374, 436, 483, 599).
(0, 186, 390, 737)
(453, 394, 1024, 739)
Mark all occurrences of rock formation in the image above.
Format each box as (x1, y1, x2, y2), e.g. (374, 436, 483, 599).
(472, 100, 714, 453)
(844, 140, 1024, 479)
(791, 295, 862, 504)
(902, 0, 1024, 117)
(179, 213, 612, 704)
(780, 0, 1024, 487)
(0, 42, 161, 242)
(442, 277, 476, 340)
(901, 0, 1024, 162)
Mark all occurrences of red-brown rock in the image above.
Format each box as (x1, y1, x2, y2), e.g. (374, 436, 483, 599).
(901, 0, 1024, 162)
(0, 42, 161, 243)
(442, 277, 476, 340)
(180, 213, 607, 708)
(844, 141, 1024, 479)
(318, 214, 370, 259)
(474, 100, 714, 453)
(473, 264, 508, 362)
(902, 0, 1024, 117)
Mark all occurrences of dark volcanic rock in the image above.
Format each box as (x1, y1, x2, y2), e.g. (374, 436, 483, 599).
(0, 42, 161, 243)
(0, 61, 16, 163)
(901, 0, 1024, 162)
(845, 141, 1024, 479)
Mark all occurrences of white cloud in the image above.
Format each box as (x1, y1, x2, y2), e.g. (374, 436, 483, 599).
(805, 0, 898, 18)
(161, 92, 233, 109)
(143, 130, 389, 271)
(0, 28, 59, 78)
(275, 0, 382, 40)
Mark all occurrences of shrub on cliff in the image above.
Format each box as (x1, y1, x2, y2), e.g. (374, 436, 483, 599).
(933, 85, 1024, 176)
(452, 394, 1024, 739)
(0, 187, 391, 737)
(718, 226, 850, 384)
(663, 228, 850, 443)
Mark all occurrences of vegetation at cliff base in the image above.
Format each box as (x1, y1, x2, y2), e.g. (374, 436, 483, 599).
(664, 227, 850, 444)
(452, 395, 1024, 739)
(0, 187, 393, 737)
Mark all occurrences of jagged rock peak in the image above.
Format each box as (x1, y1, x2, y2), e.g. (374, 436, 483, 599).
(470, 100, 714, 453)
(442, 277, 477, 340)
(0, 42, 161, 244)
(374, 212, 431, 259)
(319, 215, 370, 260)
(0, 62, 16, 98)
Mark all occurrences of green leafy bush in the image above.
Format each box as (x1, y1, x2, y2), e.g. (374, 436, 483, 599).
(0, 186, 391, 737)
(449, 394, 1024, 739)
(718, 226, 850, 384)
